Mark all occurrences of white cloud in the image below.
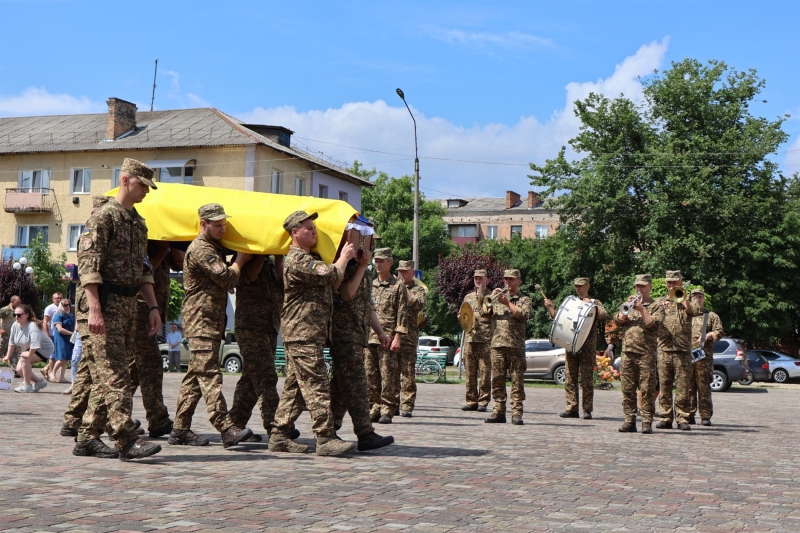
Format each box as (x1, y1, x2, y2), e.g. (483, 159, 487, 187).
(0, 87, 104, 117)
(187, 93, 211, 107)
(238, 39, 670, 198)
(432, 29, 555, 50)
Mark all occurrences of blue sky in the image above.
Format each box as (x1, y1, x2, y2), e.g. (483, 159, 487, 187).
(1, 0, 798, 198)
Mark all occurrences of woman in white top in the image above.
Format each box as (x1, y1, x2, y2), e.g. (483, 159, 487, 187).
(1, 304, 54, 393)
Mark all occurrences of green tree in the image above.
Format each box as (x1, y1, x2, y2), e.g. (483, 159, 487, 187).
(25, 234, 68, 302)
(530, 58, 799, 345)
(167, 278, 184, 323)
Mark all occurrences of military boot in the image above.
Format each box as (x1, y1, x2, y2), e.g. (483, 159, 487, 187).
(618, 422, 637, 433)
(60, 424, 78, 437)
(167, 428, 210, 446)
(267, 432, 308, 453)
(148, 420, 174, 439)
(559, 410, 579, 418)
(641, 421, 653, 434)
(378, 415, 392, 424)
(484, 412, 506, 423)
(476, 405, 488, 412)
(222, 426, 253, 448)
(357, 431, 394, 451)
(678, 422, 691, 431)
(687, 414, 696, 425)
(656, 421, 673, 429)
(511, 415, 524, 425)
(119, 438, 162, 461)
(700, 418, 712, 426)
(369, 411, 381, 423)
(316, 435, 356, 456)
(73, 438, 119, 459)
(461, 404, 478, 411)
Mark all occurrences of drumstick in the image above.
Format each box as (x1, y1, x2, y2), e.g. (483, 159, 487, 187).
(534, 284, 548, 301)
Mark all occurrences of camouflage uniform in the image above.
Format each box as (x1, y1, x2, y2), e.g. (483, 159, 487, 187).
(129, 247, 173, 432)
(488, 290, 532, 417)
(330, 262, 375, 436)
(614, 292, 662, 424)
(272, 246, 342, 437)
(76, 198, 153, 450)
(365, 272, 408, 419)
(689, 310, 724, 420)
(462, 289, 493, 408)
(1, 303, 18, 373)
(655, 287, 703, 425)
(229, 257, 284, 432)
(563, 294, 607, 415)
(398, 274, 426, 413)
(173, 233, 240, 433)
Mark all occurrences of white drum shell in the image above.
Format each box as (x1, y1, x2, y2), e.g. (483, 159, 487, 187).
(549, 295, 597, 353)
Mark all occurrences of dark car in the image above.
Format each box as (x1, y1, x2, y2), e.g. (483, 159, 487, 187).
(710, 337, 748, 391)
(739, 351, 771, 385)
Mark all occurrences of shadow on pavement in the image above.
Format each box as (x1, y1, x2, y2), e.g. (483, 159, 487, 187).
(362, 444, 490, 457)
(725, 388, 769, 393)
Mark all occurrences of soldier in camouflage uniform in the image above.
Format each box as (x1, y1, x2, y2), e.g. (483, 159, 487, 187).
(74, 158, 162, 461)
(461, 270, 493, 412)
(268, 210, 358, 456)
(614, 274, 663, 434)
(330, 246, 394, 451)
(364, 248, 408, 424)
(655, 270, 703, 431)
(688, 288, 724, 426)
(229, 255, 284, 441)
(170, 203, 254, 448)
(396, 260, 426, 417)
(545, 277, 608, 419)
(1, 296, 21, 375)
(485, 269, 532, 425)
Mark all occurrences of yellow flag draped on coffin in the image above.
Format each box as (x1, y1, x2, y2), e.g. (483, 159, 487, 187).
(105, 183, 357, 264)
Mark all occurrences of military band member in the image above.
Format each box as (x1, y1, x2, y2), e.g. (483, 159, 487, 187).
(545, 277, 607, 419)
(485, 269, 532, 425)
(364, 248, 408, 424)
(688, 288, 724, 426)
(268, 210, 358, 456)
(397, 260, 426, 418)
(655, 270, 703, 431)
(614, 274, 662, 434)
(170, 203, 254, 448)
(461, 270, 493, 412)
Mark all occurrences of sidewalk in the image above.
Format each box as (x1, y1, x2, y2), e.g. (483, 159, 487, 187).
(2, 371, 800, 532)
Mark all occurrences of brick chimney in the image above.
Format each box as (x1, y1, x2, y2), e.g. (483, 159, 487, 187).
(506, 190, 521, 209)
(527, 191, 540, 208)
(105, 97, 137, 140)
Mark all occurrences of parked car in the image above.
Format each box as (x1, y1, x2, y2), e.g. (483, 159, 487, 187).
(418, 336, 458, 365)
(710, 337, 748, 391)
(749, 349, 800, 383)
(524, 339, 567, 385)
(739, 351, 771, 385)
(159, 330, 243, 373)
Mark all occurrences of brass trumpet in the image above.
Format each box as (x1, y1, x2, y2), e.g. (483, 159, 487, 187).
(668, 282, 689, 304)
(481, 287, 509, 312)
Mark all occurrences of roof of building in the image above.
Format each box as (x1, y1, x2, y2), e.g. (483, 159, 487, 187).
(0, 107, 370, 186)
(444, 196, 554, 217)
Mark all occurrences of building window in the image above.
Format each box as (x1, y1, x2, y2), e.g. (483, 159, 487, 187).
(271, 170, 282, 194)
(295, 178, 305, 196)
(67, 224, 86, 251)
(71, 168, 92, 194)
(318, 184, 328, 198)
(112, 168, 121, 188)
(18, 170, 50, 191)
(486, 225, 498, 239)
(450, 225, 477, 238)
(158, 166, 193, 185)
(15, 225, 49, 246)
(535, 225, 548, 239)
(511, 225, 523, 237)
(339, 191, 349, 202)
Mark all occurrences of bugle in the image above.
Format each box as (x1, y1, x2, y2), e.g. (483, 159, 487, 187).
(619, 293, 642, 316)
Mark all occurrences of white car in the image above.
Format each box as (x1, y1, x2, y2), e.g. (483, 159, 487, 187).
(418, 336, 458, 365)
(752, 349, 800, 383)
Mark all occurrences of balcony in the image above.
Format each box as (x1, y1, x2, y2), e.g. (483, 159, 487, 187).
(451, 237, 479, 246)
(4, 188, 54, 213)
(1, 246, 29, 261)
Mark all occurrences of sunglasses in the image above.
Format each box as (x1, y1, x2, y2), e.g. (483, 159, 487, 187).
(14, 313, 25, 317)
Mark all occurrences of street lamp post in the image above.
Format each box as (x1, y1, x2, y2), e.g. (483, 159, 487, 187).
(396, 88, 420, 271)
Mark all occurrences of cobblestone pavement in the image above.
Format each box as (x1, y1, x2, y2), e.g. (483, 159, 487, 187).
(2, 372, 799, 532)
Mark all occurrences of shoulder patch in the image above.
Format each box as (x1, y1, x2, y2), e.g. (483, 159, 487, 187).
(316, 264, 328, 274)
(207, 255, 218, 265)
(80, 236, 93, 251)
(309, 261, 317, 270)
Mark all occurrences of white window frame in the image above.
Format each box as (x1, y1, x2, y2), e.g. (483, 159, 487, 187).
(486, 225, 498, 239)
(17, 170, 50, 191)
(271, 170, 282, 194)
(295, 178, 305, 196)
(511, 225, 523, 236)
(535, 225, 548, 239)
(450, 225, 477, 238)
(112, 167, 121, 189)
(318, 184, 328, 199)
(158, 166, 193, 185)
(339, 190, 348, 202)
(70, 168, 92, 194)
(15, 225, 49, 246)
(66, 224, 86, 251)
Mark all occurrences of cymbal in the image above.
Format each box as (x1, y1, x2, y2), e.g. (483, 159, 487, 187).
(458, 301, 474, 332)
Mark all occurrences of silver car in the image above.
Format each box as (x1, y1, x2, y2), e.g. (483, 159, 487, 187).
(524, 339, 567, 385)
(418, 336, 458, 365)
(749, 349, 800, 383)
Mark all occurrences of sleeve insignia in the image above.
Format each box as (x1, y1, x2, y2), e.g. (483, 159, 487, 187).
(80, 237, 93, 251)
(309, 261, 317, 270)
(207, 255, 218, 265)
(316, 265, 328, 274)
(212, 262, 224, 274)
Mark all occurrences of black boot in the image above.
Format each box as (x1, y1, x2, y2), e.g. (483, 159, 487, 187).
(357, 431, 394, 451)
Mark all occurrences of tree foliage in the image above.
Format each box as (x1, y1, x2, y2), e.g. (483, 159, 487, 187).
(529, 58, 799, 345)
(435, 244, 509, 314)
(25, 234, 68, 303)
(167, 278, 184, 323)
(0, 258, 39, 314)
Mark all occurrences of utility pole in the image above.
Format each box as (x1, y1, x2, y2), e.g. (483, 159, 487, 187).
(150, 59, 158, 112)
(396, 88, 420, 271)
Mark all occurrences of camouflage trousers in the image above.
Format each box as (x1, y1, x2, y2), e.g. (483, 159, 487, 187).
(273, 342, 334, 437)
(397, 344, 417, 413)
(78, 294, 139, 450)
(688, 356, 714, 419)
(464, 341, 491, 408)
(174, 336, 233, 433)
(564, 348, 594, 414)
(490, 346, 526, 416)
(229, 329, 280, 431)
(658, 350, 692, 424)
(129, 306, 170, 432)
(330, 340, 374, 437)
(365, 344, 382, 416)
(378, 347, 401, 418)
(620, 351, 657, 423)
(63, 324, 92, 430)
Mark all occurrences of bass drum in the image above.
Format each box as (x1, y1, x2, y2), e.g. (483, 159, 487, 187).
(549, 295, 597, 353)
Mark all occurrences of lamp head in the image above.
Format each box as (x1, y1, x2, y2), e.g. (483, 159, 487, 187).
(396, 88, 405, 100)
(13, 262, 21, 270)
(19, 257, 28, 265)
(25, 266, 33, 275)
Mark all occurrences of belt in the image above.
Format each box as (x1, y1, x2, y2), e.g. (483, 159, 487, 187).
(105, 283, 139, 297)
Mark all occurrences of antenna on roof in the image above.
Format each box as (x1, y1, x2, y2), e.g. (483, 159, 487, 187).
(150, 59, 158, 112)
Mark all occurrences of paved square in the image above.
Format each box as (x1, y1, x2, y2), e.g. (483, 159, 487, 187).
(2, 373, 799, 532)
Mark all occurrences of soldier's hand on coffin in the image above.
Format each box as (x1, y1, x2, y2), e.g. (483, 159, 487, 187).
(358, 248, 371, 266)
(341, 242, 357, 262)
(234, 251, 253, 267)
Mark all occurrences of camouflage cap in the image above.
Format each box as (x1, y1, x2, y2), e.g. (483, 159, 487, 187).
(374, 247, 392, 259)
(282, 210, 318, 232)
(665, 270, 682, 281)
(574, 277, 590, 286)
(634, 273, 652, 286)
(474, 269, 487, 277)
(397, 260, 414, 271)
(199, 203, 231, 222)
(691, 287, 705, 296)
(503, 269, 521, 279)
(120, 158, 157, 189)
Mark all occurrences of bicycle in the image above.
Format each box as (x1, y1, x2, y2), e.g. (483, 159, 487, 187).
(415, 357, 443, 384)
